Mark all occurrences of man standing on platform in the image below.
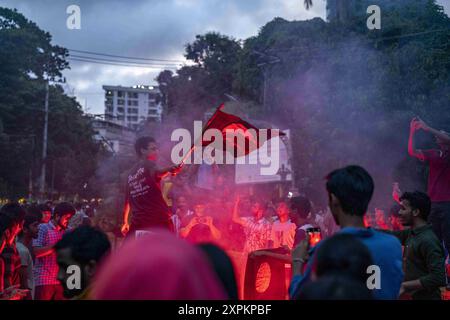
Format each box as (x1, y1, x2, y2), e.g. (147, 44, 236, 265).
(121, 136, 182, 238)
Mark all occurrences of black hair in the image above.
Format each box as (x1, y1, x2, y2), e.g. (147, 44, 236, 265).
(54, 226, 111, 266)
(315, 233, 374, 283)
(0, 214, 14, 238)
(0, 202, 26, 224)
(290, 196, 311, 219)
(198, 243, 238, 300)
(37, 204, 52, 213)
(134, 136, 156, 157)
(23, 214, 40, 229)
(399, 191, 431, 221)
(27, 205, 43, 222)
(54, 202, 76, 218)
(326, 165, 374, 217)
(296, 275, 373, 300)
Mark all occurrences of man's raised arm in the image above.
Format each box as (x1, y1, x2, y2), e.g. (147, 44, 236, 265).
(408, 118, 425, 162)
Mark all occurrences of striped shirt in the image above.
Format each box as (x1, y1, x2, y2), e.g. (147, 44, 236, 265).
(33, 221, 65, 286)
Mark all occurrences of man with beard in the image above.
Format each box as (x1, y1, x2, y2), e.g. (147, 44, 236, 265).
(55, 226, 110, 299)
(17, 214, 40, 299)
(33, 202, 75, 300)
(388, 192, 446, 300)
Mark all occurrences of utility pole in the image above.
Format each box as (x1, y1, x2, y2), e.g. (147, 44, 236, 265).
(254, 50, 280, 114)
(39, 80, 49, 199)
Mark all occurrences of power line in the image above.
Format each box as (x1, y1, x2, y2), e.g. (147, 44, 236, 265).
(69, 54, 181, 67)
(68, 57, 179, 69)
(68, 48, 186, 63)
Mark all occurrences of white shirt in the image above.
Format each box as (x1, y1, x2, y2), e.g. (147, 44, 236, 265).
(270, 220, 296, 249)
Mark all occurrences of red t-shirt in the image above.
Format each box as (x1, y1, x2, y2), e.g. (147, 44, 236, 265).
(126, 160, 171, 230)
(423, 150, 450, 202)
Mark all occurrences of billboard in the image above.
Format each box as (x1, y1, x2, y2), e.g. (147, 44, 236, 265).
(235, 130, 292, 184)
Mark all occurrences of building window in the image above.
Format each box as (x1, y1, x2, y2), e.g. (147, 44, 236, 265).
(148, 93, 158, 100)
(127, 108, 138, 114)
(127, 116, 138, 122)
(106, 106, 114, 113)
(117, 91, 125, 98)
(128, 100, 138, 106)
(148, 109, 158, 116)
(117, 116, 125, 121)
(118, 99, 125, 105)
(105, 98, 113, 106)
(117, 107, 124, 113)
(128, 92, 138, 99)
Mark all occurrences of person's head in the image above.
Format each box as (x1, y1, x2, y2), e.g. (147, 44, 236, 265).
(197, 244, 238, 300)
(176, 195, 188, 210)
(251, 200, 264, 220)
(37, 204, 52, 223)
(290, 196, 312, 226)
(193, 200, 206, 217)
(20, 214, 41, 240)
(398, 191, 431, 227)
(276, 201, 290, 221)
(325, 165, 374, 226)
(135, 136, 158, 161)
(0, 214, 14, 253)
(0, 203, 26, 245)
(55, 226, 111, 298)
(297, 275, 373, 300)
(27, 205, 43, 222)
(313, 233, 374, 283)
(53, 202, 76, 230)
(93, 230, 226, 299)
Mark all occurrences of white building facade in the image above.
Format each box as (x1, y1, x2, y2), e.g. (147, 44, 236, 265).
(103, 85, 163, 130)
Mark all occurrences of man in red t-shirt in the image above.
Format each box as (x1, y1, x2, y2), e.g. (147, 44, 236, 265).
(121, 136, 182, 238)
(408, 118, 450, 267)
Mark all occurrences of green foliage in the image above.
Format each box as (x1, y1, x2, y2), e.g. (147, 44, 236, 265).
(0, 7, 101, 199)
(157, 0, 450, 206)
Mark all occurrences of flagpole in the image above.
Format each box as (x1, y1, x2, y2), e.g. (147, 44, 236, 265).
(179, 104, 225, 166)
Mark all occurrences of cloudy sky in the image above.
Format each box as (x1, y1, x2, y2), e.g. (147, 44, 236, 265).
(1, 0, 449, 114)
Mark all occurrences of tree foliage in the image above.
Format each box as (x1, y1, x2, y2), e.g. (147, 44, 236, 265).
(157, 1, 450, 206)
(0, 7, 102, 199)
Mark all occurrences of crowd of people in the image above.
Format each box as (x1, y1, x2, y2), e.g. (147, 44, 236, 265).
(0, 117, 449, 300)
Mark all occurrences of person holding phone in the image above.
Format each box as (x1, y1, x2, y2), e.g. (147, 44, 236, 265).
(290, 165, 403, 300)
(179, 200, 221, 243)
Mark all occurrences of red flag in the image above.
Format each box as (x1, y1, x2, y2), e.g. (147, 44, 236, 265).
(201, 104, 285, 157)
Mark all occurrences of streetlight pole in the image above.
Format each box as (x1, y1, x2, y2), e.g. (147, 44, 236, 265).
(39, 80, 49, 199)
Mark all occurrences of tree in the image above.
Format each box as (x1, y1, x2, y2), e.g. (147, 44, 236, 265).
(0, 7, 102, 199)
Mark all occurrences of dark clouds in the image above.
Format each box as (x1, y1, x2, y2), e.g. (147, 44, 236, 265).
(0, 0, 448, 113)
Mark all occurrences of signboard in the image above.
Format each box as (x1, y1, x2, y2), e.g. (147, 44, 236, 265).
(235, 130, 292, 184)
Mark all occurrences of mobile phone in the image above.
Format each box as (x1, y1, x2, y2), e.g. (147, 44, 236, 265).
(306, 227, 322, 247)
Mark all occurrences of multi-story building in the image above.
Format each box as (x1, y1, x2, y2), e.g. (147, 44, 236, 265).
(91, 118, 136, 155)
(103, 85, 163, 130)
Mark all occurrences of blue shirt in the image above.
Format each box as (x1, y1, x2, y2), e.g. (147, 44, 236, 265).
(290, 227, 403, 300)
